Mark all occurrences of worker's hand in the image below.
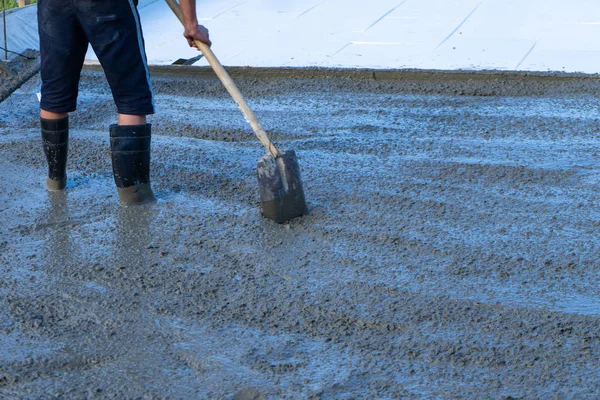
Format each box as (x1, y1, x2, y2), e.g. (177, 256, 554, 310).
(184, 24, 211, 48)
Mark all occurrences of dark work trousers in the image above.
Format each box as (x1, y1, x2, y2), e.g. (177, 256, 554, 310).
(38, 0, 154, 115)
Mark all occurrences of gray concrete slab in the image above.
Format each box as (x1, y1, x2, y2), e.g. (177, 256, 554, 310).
(1, 68, 600, 398)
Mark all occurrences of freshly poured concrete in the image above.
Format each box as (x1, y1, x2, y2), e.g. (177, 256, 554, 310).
(1, 69, 600, 398)
(0, 49, 39, 103)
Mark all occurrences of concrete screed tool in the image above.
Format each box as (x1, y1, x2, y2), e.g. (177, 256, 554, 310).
(165, 0, 308, 224)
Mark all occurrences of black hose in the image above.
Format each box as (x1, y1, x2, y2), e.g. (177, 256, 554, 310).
(0, 46, 36, 60)
(2, 0, 7, 61)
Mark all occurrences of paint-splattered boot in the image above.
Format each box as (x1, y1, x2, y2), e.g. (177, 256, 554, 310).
(110, 123, 156, 206)
(41, 117, 69, 191)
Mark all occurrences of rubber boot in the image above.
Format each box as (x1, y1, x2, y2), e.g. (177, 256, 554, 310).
(110, 124, 156, 206)
(41, 117, 69, 191)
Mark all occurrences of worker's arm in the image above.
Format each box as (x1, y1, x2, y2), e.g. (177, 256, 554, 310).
(179, 0, 212, 47)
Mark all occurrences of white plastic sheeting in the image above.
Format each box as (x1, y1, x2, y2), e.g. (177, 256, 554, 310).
(0, 5, 39, 62)
(3, 0, 600, 72)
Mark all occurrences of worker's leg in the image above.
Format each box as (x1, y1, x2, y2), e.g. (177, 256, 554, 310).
(40, 116, 69, 190)
(76, 0, 156, 205)
(109, 123, 156, 205)
(118, 114, 146, 126)
(75, 0, 154, 117)
(41, 111, 68, 120)
(38, 0, 88, 190)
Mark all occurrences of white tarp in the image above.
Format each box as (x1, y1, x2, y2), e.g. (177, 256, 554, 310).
(2, 0, 600, 72)
(0, 5, 39, 62)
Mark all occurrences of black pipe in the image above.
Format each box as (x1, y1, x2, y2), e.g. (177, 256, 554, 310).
(2, 0, 7, 62)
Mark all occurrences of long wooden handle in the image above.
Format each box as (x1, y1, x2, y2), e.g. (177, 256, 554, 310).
(164, 0, 281, 158)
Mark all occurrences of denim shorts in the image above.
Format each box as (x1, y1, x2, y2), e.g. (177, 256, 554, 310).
(38, 0, 154, 115)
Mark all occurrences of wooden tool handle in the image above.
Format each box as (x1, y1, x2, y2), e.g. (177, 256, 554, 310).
(165, 0, 281, 158)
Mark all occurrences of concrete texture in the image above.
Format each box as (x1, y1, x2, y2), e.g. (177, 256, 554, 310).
(0, 49, 39, 103)
(1, 68, 600, 398)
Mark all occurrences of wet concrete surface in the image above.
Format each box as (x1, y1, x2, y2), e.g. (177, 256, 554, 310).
(1, 68, 600, 398)
(0, 50, 40, 104)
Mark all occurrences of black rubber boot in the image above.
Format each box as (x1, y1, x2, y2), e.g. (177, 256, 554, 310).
(109, 123, 156, 206)
(41, 117, 69, 191)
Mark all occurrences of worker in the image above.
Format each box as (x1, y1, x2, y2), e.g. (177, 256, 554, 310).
(38, 0, 210, 205)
